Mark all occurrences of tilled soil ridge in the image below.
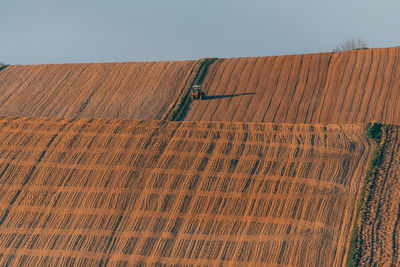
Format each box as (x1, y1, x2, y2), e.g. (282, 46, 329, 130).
(0, 60, 202, 120)
(1, 48, 400, 125)
(184, 47, 400, 124)
(0, 117, 373, 266)
(355, 125, 400, 266)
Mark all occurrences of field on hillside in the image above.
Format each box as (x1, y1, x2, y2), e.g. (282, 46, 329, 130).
(0, 117, 372, 266)
(355, 125, 400, 266)
(0, 60, 201, 120)
(0, 48, 399, 125)
(185, 47, 400, 124)
(0, 48, 399, 124)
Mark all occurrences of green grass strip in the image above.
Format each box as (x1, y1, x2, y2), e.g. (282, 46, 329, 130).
(170, 58, 217, 121)
(345, 122, 384, 266)
(0, 65, 8, 72)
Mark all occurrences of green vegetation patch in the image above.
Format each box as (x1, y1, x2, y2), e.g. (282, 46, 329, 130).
(171, 58, 217, 121)
(367, 122, 383, 143)
(346, 123, 384, 266)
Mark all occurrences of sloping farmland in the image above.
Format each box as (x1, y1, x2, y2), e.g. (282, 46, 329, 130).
(0, 60, 201, 120)
(184, 47, 400, 124)
(0, 117, 373, 266)
(355, 125, 400, 266)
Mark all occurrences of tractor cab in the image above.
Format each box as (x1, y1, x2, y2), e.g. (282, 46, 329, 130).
(191, 85, 205, 100)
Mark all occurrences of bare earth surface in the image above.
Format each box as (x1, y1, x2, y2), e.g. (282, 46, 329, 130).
(355, 125, 400, 266)
(0, 60, 200, 120)
(184, 47, 400, 124)
(0, 48, 399, 125)
(0, 117, 372, 266)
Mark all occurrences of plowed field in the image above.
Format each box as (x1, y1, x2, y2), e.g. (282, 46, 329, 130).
(1, 48, 400, 124)
(0, 60, 201, 120)
(184, 47, 400, 124)
(0, 117, 372, 266)
(355, 125, 400, 266)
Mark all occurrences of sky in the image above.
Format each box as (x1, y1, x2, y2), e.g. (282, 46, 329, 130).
(0, 0, 399, 65)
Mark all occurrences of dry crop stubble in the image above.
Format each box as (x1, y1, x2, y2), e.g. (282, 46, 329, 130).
(0, 117, 373, 266)
(0, 60, 202, 120)
(184, 47, 400, 124)
(1, 48, 400, 124)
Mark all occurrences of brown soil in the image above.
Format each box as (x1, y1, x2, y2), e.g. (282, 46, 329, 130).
(355, 125, 400, 266)
(184, 47, 400, 124)
(0, 117, 373, 266)
(0, 48, 399, 125)
(0, 60, 201, 120)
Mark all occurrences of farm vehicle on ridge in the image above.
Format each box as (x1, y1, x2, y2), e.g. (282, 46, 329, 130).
(191, 85, 205, 100)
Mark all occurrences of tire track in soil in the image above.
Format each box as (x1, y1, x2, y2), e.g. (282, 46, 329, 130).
(270, 56, 297, 122)
(275, 55, 303, 123)
(260, 56, 286, 122)
(228, 58, 258, 122)
(364, 48, 389, 123)
(337, 50, 364, 122)
(381, 48, 397, 123)
(286, 54, 310, 123)
(239, 57, 268, 122)
(330, 52, 352, 123)
(243, 56, 276, 122)
(354, 49, 374, 123)
(361, 50, 384, 123)
(334, 50, 357, 123)
(304, 53, 332, 123)
(383, 48, 400, 123)
(317, 52, 349, 123)
(209, 58, 241, 121)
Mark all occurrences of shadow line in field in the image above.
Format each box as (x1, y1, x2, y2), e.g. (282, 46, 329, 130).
(203, 92, 255, 100)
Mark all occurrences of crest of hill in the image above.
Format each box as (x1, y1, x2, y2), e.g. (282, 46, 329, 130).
(1, 47, 399, 124)
(0, 60, 202, 119)
(0, 116, 373, 266)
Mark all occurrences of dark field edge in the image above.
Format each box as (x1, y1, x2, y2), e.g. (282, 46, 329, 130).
(0, 65, 8, 72)
(162, 60, 204, 121)
(345, 123, 384, 266)
(169, 58, 217, 121)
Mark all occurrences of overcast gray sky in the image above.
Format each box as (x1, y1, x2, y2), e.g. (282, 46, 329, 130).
(0, 0, 399, 65)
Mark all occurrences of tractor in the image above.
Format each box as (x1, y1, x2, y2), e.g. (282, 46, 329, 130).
(191, 85, 205, 100)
